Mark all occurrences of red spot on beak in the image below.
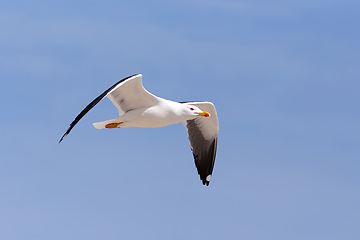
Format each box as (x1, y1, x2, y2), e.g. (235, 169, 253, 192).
(197, 111, 210, 117)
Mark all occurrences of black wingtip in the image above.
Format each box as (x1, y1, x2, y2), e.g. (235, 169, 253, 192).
(201, 179, 210, 186)
(59, 128, 71, 143)
(59, 133, 67, 143)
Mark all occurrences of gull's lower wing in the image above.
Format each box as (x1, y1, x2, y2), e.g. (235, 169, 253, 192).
(182, 102, 219, 185)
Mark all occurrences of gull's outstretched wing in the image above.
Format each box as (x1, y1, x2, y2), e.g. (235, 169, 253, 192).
(59, 74, 159, 142)
(182, 102, 219, 185)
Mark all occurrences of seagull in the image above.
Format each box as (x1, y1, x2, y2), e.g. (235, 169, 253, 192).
(59, 74, 219, 185)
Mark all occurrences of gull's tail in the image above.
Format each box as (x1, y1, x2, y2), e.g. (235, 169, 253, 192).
(93, 117, 122, 129)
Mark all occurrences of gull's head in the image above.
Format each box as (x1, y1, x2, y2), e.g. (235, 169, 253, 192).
(185, 105, 210, 118)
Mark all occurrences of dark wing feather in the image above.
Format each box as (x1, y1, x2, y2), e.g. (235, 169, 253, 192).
(186, 119, 218, 185)
(182, 101, 219, 186)
(59, 74, 138, 143)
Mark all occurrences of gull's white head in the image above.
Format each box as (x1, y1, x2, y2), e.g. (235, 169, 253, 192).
(184, 105, 210, 118)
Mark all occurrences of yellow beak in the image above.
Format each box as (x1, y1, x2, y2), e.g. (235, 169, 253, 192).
(197, 111, 210, 117)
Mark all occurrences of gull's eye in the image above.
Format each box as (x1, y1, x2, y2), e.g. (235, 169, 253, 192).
(190, 108, 195, 111)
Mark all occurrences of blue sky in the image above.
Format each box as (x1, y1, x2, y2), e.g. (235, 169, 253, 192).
(1, 1, 359, 239)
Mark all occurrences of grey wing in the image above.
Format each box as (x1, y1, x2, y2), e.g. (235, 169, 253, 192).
(183, 102, 219, 186)
(107, 74, 160, 114)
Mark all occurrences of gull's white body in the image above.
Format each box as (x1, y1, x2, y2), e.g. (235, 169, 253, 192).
(60, 74, 219, 185)
(93, 100, 200, 129)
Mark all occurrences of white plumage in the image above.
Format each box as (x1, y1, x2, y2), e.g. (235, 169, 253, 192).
(60, 74, 219, 185)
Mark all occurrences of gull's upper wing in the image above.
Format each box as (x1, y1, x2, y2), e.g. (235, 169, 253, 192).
(182, 102, 219, 186)
(59, 74, 159, 142)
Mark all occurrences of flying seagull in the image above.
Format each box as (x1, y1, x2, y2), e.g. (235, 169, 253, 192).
(59, 74, 219, 185)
